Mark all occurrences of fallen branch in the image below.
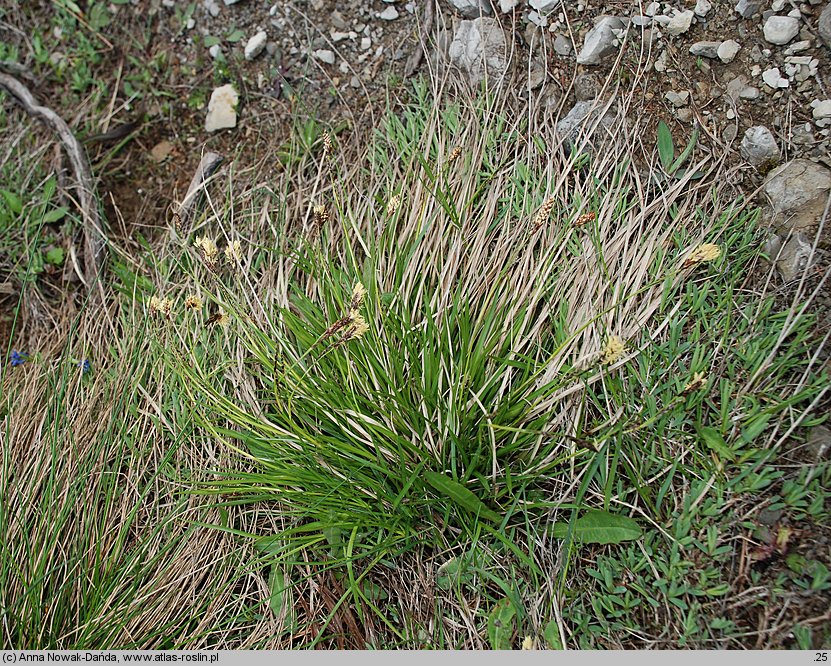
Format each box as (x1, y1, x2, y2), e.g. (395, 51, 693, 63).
(175, 151, 223, 236)
(0, 71, 106, 290)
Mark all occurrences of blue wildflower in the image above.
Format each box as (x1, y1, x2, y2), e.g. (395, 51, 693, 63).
(10, 350, 28, 367)
(79, 359, 91, 374)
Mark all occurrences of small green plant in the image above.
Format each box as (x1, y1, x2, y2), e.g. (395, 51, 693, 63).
(657, 119, 701, 178)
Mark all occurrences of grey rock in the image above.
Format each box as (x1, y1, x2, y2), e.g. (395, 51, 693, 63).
(499, 0, 519, 11)
(694, 0, 712, 17)
(819, 3, 831, 48)
(762, 67, 789, 88)
(208, 44, 223, 59)
(379, 6, 399, 20)
(666, 10, 694, 36)
(528, 11, 549, 27)
(223, 0, 242, 4)
(205, 84, 238, 132)
(723, 124, 738, 142)
(665, 90, 690, 107)
(735, 0, 761, 18)
(448, 17, 507, 87)
(690, 41, 721, 58)
(762, 159, 831, 230)
(764, 232, 814, 280)
(718, 39, 741, 63)
(740, 126, 780, 168)
(807, 426, 831, 459)
(448, 0, 492, 19)
(553, 34, 573, 56)
(573, 73, 600, 101)
(790, 122, 815, 145)
(556, 100, 618, 149)
(576, 16, 625, 65)
(313, 49, 335, 64)
(631, 15, 651, 26)
(244, 30, 267, 60)
(763, 15, 800, 44)
(529, 0, 560, 12)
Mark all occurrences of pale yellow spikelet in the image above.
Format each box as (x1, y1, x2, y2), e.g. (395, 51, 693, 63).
(446, 145, 462, 165)
(185, 294, 203, 310)
(683, 371, 707, 394)
(215, 312, 231, 327)
(322, 130, 333, 158)
(345, 314, 369, 341)
(386, 194, 402, 216)
(350, 282, 367, 310)
(521, 636, 535, 650)
(312, 203, 330, 227)
(682, 243, 721, 269)
(224, 240, 243, 264)
(149, 295, 173, 316)
(195, 236, 219, 265)
(602, 335, 625, 365)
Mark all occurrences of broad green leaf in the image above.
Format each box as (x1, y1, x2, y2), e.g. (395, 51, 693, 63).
(551, 509, 642, 544)
(226, 29, 245, 43)
(487, 597, 516, 650)
(698, 425, 735, 461)
(1, 190, 22, 215)
(267, 566, 298, 635)
(424, 471, 501, 523)
(543, 619, 563, 649)
(436, 554, 476, 590)
(657, 120, 675, 170)
(670, 128, 699, 174)
(741, 414, 771, 442)
(42, 206, 68, 223)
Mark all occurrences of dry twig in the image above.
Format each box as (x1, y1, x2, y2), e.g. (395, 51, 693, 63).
(0, 70, 106, 290)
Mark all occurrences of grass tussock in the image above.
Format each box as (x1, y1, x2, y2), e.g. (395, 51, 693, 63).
(2, 73, 829, 649)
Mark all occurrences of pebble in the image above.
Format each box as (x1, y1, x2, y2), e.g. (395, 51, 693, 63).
(718, 40, 741, 63)
(819, 4, 831, 48)
(645, 2, 660, 17)
(740, 125, 780, 168)
(205, 84, 238, 132)
(379, 6, 399, 20)
(209, 44, 222, 59)
(807, 426, 831, 459)
(812, 99, 831, 124)
(694, 0, 712, 17)
(690, 41, 721, 58)
(448, 0, 492, 19)
(244, 30, 267, 60)
(553, 34, 573, 56)
(763, 159, 831, 230)
(499, 0, 519, 11)
(314, 49, 336, 64)
(665, 90, 690, 107)
(762, 67, 789, 88)
(665, 10, 694, 36)
(766, 233, 814, 281)
(735, 0, 761, 18)
(576, 16, 625, 64)
(763, 15, 800, 44)
(530, 0, 561, 11)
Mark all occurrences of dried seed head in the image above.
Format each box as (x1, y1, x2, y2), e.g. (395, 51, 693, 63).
(601, 335, 625, 365)
(185, 294, 203, 310)
(322, 131, 333, 159)
(682, 243, 721, 269)
(312, 204, 330, 227)
(386, 194, 402, 216)
(521, 637, 535, 651)
(532, 197, 557, 231)
(574, 211, 596, 228)
(446, 146, 462, 165)
(343, 314, 369, 341)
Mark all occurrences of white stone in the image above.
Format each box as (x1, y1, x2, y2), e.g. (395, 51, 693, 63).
(209, 44, 222, 59)
(785, 40, 811, 54)
(762, 67, 789, 88)
(205, 84, 238, 133)
(771, 0, 786, 9)
(645, 2, 659, 16)
(448, 17, 507, 86)
(665, 90, 690, 107)
(528, 11, 548, 27)
(717, 39, 741, 63)
(360, 37, 371, 50)
(690, 41, 721, 58)
(665, 10, 694, 36)
(499, 0, 518, 11)
(694, 0, 712, 16)
(244, 31, 267, 60)
(811, 99, 831, 120)
(379, 6, 399, 20)
(314, 49, 336, 64)
(763, 15, 800, 45)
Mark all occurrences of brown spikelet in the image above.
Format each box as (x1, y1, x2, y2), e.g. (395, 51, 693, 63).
(574, 211, 596, 228)
(446, 146, 462, 165)
(312, 204, 330, 227)
(532, 197, 557, 232)
(322, 131, 333, 160)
